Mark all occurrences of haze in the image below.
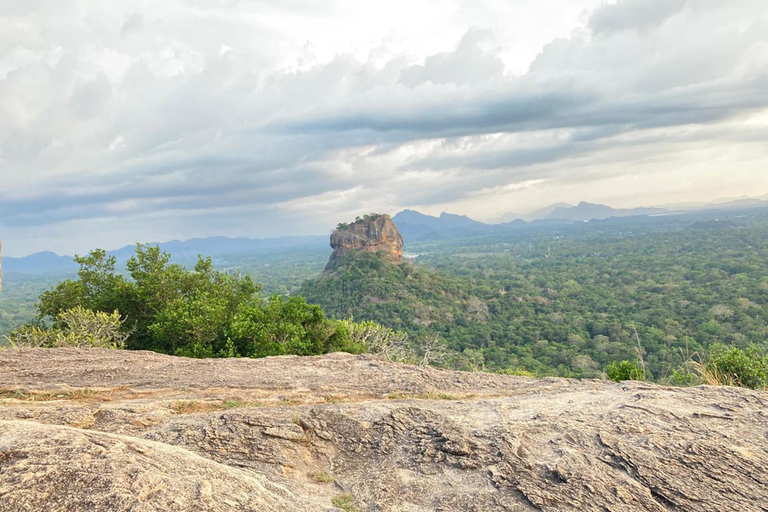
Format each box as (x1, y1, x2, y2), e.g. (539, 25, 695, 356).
(1, 0, 767, 256)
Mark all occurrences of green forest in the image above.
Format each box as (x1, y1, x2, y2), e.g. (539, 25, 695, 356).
(3, 208, 768, 387)
(302, 210, 768, 382)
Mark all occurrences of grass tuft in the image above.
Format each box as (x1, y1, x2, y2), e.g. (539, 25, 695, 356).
(331, 492, 361, 512)
(0, 388, 115, 403)
(311, 470, 334, 483)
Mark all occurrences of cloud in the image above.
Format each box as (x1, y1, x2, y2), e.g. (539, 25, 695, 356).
(588, 0, 688, 35)
(0, 0, 767, 255)
(121, 13, 144, 36)
(399, 29, 506, 86)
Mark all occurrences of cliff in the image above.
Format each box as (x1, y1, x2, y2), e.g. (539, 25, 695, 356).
(1, 348, 766, 512)
(326, 214, 403, 270)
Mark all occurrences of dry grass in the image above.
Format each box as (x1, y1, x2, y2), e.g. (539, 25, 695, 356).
(310, 470, 334, 483)
(691, 362, 766, 390)
(169, 399, 263, 414)
(323, 394, 348, 404)
(0, 387, 119, 403)
(386, 388, 465, 401)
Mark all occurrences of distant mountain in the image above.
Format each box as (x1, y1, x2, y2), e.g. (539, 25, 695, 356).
(698, 198, 768, 211)
(525, 203, 572, 221)
(108, 235, 327, 263)
(656, 195, 768, 212)
(3, 252, 78, 275)
(545, 202, 668, 222)
(491, 203, 573, 223)
(392, 210, 490, 240)
(4, 236, 328, 277)
(499, 195, 768, 223)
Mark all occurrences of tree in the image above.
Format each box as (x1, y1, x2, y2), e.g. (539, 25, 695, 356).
(31, 245, 365, 359)
(605, 360, 645, 382)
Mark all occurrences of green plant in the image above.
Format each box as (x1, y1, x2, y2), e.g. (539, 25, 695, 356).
(221, 399, 261, 409)
(605, 360, 645, 382)
(495, 367, 535, 378)
(5, 306, 128, 349)
(311, 470, 334, 483)
(702, 345, 767, 389)
(331, 493, 360, 512)
(28, 244, 379, 360)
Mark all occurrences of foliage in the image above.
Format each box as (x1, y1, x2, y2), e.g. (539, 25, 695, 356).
(335, 319, 411, 361)
(311, 470, 334, 483)
(605, 360, 645, 382)
(29, 244, 370, 358)
(702, 345, 768, 389)
(331, 493, 360, 512)
(336, 213, 385, 231)
(302, 209, 768, 379)
(5, 306, 128, 349)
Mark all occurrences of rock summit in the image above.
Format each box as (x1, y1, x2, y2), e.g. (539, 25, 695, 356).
(326, 214, 403, 270)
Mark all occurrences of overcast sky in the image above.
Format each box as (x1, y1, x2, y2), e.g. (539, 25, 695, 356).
(1, 0, 767, 256)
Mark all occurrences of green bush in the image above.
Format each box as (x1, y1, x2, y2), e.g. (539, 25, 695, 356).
(605, 360, 645, 382)
(5, 306, 128, 349)
(704, 345, 768, 389)
(331, 493, 360, 512)
(30, 245, 374, 359)
(335, 319, 411, 361)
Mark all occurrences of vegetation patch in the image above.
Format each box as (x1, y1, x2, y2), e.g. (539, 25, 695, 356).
(386, 389, 465, 401)
(331, 493, 361, 512)
(606, 360, 646, 382)
(4, 245, 392, 360)
(310, 470, 334, 483)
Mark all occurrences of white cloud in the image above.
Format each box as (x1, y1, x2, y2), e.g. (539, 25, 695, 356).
(0, 0, 767, 255)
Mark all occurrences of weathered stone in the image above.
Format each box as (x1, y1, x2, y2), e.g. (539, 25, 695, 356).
(0, 348, 767, 512)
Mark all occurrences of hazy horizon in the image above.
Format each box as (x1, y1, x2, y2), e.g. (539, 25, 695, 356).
(6, 192, 768, 258)
(2, 0, 768, 256)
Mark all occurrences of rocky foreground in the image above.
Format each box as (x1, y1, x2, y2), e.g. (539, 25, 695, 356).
(0, 349, 766, 512)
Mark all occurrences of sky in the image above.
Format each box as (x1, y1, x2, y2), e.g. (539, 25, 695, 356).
(1, 0, 767, 256)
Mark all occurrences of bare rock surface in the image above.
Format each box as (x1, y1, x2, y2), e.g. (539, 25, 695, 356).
(1, 348, 767, 512)
(327, 215, 403, 269)
(0, 420, 325, 512)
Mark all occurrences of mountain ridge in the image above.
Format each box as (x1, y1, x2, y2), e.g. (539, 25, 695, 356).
(5, 196, 768, 274)
(3, 235, 328, 275)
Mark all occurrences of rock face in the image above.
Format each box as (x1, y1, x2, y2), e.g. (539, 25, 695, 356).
(327, 215, 403, 270)
(1, 348, 767, 512)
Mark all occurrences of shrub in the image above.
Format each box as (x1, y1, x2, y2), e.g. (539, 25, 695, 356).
(495, 367, 535, 378)
(605, 360, 645, 382)
(5, 306, 128, 349)
(331, 493, 360, 512)
(336, 319, 411, 361)
(702, 345, 768, 390)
